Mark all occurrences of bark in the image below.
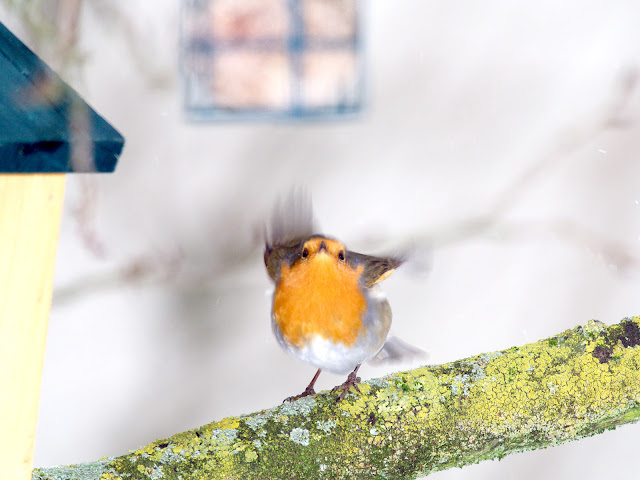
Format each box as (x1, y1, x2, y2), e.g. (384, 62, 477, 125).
(33, 317, 640, 480)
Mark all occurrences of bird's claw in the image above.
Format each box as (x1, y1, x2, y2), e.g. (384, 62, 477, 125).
(283, 386, 316, 403)
(331, 371, 362, 402)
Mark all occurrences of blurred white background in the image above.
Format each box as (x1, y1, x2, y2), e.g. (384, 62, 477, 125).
(2, 1, 640, 478)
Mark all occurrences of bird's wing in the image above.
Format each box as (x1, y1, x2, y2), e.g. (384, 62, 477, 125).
(264, 189, 318, 282)
(265, 189, 316, 248)
(347, 252, 404, 288)
(264, 240, 302, 282)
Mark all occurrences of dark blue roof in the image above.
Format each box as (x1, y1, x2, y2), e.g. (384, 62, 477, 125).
(0, 22, 124, 173)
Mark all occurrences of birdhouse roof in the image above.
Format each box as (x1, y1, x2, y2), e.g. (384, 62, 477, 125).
(0, 22, 124, 173)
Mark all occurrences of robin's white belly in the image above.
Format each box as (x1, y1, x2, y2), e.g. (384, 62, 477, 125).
(281, 334, 380, 374)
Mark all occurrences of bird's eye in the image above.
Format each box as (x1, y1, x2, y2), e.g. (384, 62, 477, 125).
(338, 251, 345, 261)
(302, 248, 309, 258)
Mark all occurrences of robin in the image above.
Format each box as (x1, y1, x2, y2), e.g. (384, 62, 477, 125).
(264, 194, 404, 402)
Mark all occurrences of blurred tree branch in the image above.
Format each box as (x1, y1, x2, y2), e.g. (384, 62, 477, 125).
(5, 2, 637, 304)
(1, 0, 86, 72)
(87, 0, 173, 88)
(486, 70, 637, 220)
(33, 317, 640, 480)
(412, 69, 639, 269)
(51, 68, 640, 302)
(1, 0, 171, 85)
(52, 248, 183, 306)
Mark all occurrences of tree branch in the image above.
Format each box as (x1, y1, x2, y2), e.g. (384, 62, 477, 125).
(33, 317, 640, 480)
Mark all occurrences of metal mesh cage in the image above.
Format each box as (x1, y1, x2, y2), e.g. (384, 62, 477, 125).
(181, 0, 364, 120)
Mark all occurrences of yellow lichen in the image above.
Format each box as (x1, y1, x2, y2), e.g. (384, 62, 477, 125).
(100, 474, 119, 480)
(133, 444, 156, 456)
(216, 417, 240, 430)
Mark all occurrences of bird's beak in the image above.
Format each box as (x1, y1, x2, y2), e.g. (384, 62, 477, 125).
(318, 241, 328, 253)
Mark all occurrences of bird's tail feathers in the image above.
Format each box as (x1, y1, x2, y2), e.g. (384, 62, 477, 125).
(369, 335, 428, 365)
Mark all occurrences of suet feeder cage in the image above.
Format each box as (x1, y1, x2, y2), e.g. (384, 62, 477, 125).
(181, 0, 364, 120)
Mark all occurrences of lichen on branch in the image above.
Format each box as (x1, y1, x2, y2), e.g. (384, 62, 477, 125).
(33, 317, 640, 480)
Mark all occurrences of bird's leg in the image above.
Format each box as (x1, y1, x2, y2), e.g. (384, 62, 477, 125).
(331, 364, 362, 402)
(283, 369, 322, 403)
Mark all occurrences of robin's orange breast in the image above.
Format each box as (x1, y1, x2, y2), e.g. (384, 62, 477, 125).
(273, 254, 366, 348)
